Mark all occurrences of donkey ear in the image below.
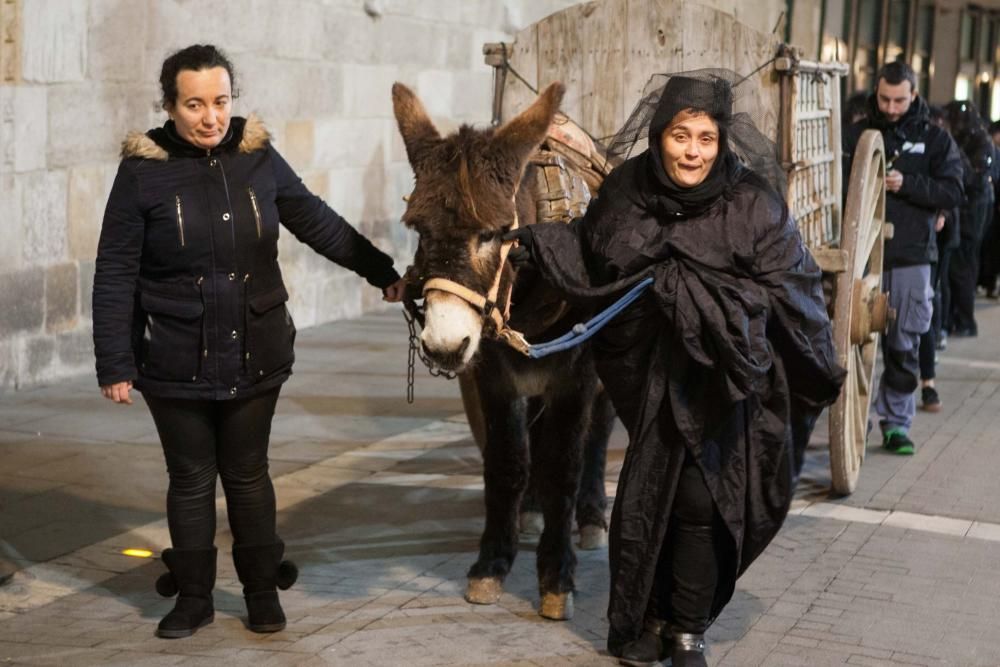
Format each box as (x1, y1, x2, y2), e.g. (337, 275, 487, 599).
(392, 83, 442, 170)
(492, 82, 566, 170)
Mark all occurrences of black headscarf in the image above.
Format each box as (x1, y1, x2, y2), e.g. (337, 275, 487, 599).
(633, 75, 749, 217)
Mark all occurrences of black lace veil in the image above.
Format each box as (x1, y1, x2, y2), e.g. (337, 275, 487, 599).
(606, 69, 786, 197)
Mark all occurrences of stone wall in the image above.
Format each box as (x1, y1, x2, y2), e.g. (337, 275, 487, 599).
(0, 0, 577, 392)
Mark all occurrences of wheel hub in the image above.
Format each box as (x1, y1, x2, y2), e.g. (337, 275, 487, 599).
(850, 278, 893, 345)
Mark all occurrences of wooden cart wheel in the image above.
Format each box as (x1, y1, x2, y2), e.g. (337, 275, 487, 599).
(828, 129, 891, 495)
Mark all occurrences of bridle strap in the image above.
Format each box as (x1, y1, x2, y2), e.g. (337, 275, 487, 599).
(489, 209, 518, 321)
(422, 277, 507, 330)
(421, 197, 521, 336)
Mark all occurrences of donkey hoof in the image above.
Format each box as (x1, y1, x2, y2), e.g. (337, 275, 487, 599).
(465, 577, 503, 605)
(519, 511, 544, 535)
(539, 591, 574, 620)
(577, 524, 608, 550)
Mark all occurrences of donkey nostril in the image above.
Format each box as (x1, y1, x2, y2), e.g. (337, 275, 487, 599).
(421, 340, 433, 358)
(458, 336, 471, 356)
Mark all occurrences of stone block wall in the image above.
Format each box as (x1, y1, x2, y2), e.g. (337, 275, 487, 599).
(0, 0, 577, 392)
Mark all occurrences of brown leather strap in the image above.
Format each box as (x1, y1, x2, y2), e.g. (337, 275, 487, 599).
(423, 277, 506, 331)
(420, 197, 529, 355)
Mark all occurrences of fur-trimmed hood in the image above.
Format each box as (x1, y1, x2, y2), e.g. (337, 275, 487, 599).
(120, 114, 270, 160)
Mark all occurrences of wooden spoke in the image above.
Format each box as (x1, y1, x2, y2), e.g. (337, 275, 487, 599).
(858, 209, 883, 278)
(855, 345, 869, 398)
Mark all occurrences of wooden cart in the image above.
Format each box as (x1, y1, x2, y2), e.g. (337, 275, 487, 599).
(479, 0, 890, 495)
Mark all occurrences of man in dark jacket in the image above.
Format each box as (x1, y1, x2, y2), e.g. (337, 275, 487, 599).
(843, 62, 963, 455)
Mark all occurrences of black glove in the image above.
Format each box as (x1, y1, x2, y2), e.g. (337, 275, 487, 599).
(503, 226, 536, 269)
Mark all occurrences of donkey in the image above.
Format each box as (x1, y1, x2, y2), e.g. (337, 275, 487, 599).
(391, 81, 616, 620)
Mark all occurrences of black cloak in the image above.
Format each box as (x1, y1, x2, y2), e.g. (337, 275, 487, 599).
(523, 145, 845, 649)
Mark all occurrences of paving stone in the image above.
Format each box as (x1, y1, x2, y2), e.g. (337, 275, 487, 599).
(2, 302, 1000, 665)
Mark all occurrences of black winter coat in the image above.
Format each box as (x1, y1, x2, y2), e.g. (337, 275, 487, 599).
(843, 96, 963, 269)
(93, 116, 400, 400)
(954, 127, 995, 243)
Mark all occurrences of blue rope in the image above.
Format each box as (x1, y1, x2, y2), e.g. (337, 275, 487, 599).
(527, 276, 654, 359)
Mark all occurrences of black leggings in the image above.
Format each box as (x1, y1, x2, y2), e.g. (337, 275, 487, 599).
(145, 387, 281, 549)
(647, 456, 728, 633)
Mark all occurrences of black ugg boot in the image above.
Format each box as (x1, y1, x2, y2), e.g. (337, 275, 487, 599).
(618, 617, 671, 667)
(671, 632, 707, 667)
(231, 540, 298, 633)
(154, 547, 217, 639)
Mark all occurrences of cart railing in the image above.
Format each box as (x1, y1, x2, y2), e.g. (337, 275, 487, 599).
(776, 49, 850, 255)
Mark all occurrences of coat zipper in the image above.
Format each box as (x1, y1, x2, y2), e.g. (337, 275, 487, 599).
(248, 186, 262, 239)
(175, 194, 186, 247)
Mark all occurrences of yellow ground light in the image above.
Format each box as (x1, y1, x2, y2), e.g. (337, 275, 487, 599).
(121, 548, 154, 558)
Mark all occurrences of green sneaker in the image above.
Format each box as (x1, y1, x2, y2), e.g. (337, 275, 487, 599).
(883, 428, 915, 455)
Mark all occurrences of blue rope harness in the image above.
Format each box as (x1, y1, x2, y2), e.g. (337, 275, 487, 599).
(526, 276, 654, 358)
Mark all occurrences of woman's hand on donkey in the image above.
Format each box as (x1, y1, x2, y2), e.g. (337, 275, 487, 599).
(382, 277, 408, 303)
(503, 226, 536, 269)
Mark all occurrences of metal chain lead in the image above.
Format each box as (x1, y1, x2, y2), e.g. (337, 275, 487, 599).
(402, 300, 457, 404)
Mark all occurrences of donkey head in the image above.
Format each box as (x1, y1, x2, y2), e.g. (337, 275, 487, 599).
(392, 81, 565, 371)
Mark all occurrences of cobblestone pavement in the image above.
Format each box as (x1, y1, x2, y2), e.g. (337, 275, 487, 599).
(1, 296, 999, 666)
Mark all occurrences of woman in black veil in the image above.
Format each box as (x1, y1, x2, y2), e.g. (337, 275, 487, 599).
(506, 72, 845, 666)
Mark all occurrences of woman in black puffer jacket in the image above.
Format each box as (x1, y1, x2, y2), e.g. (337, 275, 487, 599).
(92, 45, 405, 639)
(944, 101, 993, 336)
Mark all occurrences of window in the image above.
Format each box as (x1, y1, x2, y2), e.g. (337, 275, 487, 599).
(955, 75, 971, 101)
(960, 12, 975, 62)
(852, 0, 883, 92)
(911, 2, 934, 96)
(886, 0, 910, 63)
(957, 8, 999, 118)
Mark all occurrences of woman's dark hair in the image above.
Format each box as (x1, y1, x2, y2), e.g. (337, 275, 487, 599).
(159, 44, 237, 109)
(943, 100, 984, 140)
(928, 104, 947, 130)
(844, 91, 869, 125)
(944, 100, 992, 179)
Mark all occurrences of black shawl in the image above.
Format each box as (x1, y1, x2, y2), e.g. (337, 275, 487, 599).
(526, 152, 845, 649)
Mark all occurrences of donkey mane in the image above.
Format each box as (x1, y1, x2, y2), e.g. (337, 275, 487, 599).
(403, 124, 527, 235)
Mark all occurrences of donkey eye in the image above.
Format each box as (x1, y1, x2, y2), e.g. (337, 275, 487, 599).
(477, 231, 496, 244)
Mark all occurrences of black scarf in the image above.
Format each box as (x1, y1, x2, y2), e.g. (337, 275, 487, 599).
(147, 117, 244, 158)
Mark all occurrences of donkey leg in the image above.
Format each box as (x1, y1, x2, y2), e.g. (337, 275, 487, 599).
(576, 388, 615, 550)
(534, 390, 591, 620)
(519, 397, 545, 536)
(466, 391, 528, 605)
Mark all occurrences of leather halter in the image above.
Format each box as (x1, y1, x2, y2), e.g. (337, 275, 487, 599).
(420, 200, 531, 355)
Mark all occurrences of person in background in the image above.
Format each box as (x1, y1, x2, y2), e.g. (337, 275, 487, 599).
(843, 62, 963, 454)
(980, 121, 1000, 299)
(92, 44, 405, 639)
(989, 119, 1000, 148)
(915, 106, 961, 412)
(844, 91, 869, 126)
(944, 100, 993, 335)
